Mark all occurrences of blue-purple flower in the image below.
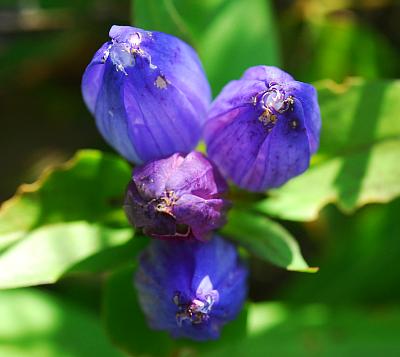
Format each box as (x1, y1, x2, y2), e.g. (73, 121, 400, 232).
(124, 151, 229, 241)
(135, 236, 248, 341)
(204, 66, 321, 192)
(82, 25, 211, 164)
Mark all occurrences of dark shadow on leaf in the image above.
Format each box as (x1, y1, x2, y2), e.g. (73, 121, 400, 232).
(334, 81, 386, 210)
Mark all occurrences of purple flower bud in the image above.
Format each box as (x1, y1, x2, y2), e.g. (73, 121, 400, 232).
(204, 66, 321, 192)
(135, 236, 248, 341)
(82, 25, 211, 164)
(124, 151, 229, 241)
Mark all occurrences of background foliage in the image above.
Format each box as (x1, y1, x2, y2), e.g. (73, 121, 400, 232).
(1, 0, 400, 356)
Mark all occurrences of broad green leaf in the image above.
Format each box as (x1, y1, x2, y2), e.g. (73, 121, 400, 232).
(133, 0, 280, 94)
(221, 209, 317, 272)
(0, 149, 131, 241)
(205, 302, 400, 357)
(103, 265, 247, 357)
(257, 79, 400, 221)
(0, 222, 132, 289)
(0, 288, 125, 357)
(0, 150, 134, 288)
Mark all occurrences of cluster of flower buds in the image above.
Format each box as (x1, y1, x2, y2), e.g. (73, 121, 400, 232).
(82, 25, 320, 340)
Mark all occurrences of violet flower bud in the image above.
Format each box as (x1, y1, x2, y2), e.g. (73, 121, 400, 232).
(135, 236, 248, 341)
(204, 66, 321, 192)
(82, 25, 211, 164)
(124, 151, 229, 241)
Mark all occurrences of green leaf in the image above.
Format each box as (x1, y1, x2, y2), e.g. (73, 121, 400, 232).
(205, 302, 400, 357)
(0, 288, 125, 357)
(221, 209, 317, 272)
(256, 79, 400, 221)
(0, 222, 133, 289)
(133, 0, 280, 94)
(103, 264, 248, 357)
(0, 150, 134, 288)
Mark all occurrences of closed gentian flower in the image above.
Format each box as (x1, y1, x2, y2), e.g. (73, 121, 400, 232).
(135, 236, 248, 341)
(82, 25, 211, 164)
(124, 151, 229, 241)
(204, 66, 321, 192)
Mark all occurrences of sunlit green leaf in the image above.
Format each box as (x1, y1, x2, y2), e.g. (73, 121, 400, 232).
(221, 209, 316, 272)
(205, 302, 400, 357)
(0, 288, 125, 357)
(257, 79, 400, 221)
(0, 150, 134, 288)
(0, 222, 133, 289)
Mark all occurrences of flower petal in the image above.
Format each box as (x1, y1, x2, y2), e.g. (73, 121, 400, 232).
(205, 106, 269, 186)
(284, 81, 321, 153)
(173, 194, 227, 241)
(81, 42, 110, 114)
(207, 79, 266, 118)
(124, 63, 203, 162)
(242, 65, 294, 83)
(94, 60, 141, 163)
(82, 25, 211, 164)
(240, 98, 310, 190)
(132, 153, 184, 199)
(165, 152, 227, 199)
(135, 237, 248, 341)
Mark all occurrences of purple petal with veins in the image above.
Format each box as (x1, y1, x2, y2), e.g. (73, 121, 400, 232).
(204, 65, 321, 192)
(135, 236, 248, 341)
(82, 25, 211, 164)
(124, 151, 229, 241)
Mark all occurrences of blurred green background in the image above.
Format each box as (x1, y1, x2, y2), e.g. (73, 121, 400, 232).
(1, 0, 400, 356)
